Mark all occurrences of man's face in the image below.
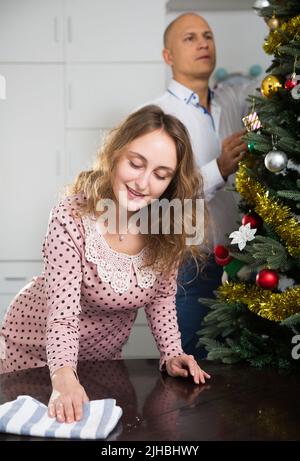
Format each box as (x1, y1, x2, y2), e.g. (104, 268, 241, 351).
(164, 15, 216, 81)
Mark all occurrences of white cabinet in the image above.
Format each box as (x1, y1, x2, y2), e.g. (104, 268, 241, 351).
(0, 65, 64, 259)
(123, 309, 159, 359)
(0, 0, 167, 359)
(65, 63, 165, 128)
(64, 0, 165, 62)
(0, 0, 64, 62)
(0, 261, 43, 324)
(65, 130, 106, 183)
(0, 261, 43, 293)
(0, 0, 165, 63)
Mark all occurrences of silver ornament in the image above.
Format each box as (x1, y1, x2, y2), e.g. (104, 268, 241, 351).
(237, 265, 253, 282)
(221, 271, 228, 284)
(253, 0, 270, 12)
(291, 82, 300, 100)
(264, 150, 288, 172)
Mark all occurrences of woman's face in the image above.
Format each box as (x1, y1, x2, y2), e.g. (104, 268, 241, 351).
(113, 129, 177, 213)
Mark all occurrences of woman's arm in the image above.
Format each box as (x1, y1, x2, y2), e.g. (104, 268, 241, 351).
(43, 199, 83, 376)
(145, 271, 211, 385)
(48, 366, 89, 423)
(144, 271, 183, 368)
(43, 198, 88, 422)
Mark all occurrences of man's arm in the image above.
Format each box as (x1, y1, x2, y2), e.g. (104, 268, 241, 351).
(202, 129, 247, 202)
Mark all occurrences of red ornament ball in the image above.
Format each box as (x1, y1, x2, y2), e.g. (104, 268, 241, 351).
(256, 269, 279, 290)
(214, 245, 228, 258)
(214, 245, 232, 266)
(242, 213, 263, 229)
(285, 78, 297, 91)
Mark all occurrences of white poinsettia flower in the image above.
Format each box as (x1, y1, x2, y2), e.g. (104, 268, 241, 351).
(229, 223, 257, 251)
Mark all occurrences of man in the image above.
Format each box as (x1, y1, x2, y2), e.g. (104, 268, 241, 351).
(151, 12, 255, 358)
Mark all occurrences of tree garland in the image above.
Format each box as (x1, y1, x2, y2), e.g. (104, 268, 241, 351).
(236, 161, 300, 257)
(218, 282, 300, 321)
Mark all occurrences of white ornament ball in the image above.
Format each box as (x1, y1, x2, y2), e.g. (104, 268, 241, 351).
(291, 83, 300, 100)
(264, 150, 288, 172)
(253, 0, 270, 12)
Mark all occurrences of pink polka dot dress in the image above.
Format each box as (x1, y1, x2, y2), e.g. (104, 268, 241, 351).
(0, 195, 183, 375)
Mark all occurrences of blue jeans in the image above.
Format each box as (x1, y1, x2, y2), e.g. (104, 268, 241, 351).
(176, 256, 223, 359)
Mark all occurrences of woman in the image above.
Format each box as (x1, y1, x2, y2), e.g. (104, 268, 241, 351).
(0, 105, 210, 423)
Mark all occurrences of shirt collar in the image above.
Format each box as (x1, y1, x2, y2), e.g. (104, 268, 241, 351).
(167, 79, 215, 110)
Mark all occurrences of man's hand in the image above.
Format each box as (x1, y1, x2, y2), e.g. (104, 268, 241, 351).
(217, 129, 248, 180)
(48, 366, 89, 423)
(166, 354, 211, 384)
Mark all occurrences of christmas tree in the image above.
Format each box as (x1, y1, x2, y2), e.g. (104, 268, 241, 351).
(198, 0, 300, 369)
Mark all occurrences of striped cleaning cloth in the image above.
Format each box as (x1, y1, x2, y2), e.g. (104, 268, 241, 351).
(0, 395, 122, 439)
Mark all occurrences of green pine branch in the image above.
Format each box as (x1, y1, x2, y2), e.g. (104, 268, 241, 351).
(229, 236, 290, 272)
(198, 298, 298, 369)
(281, 312, 300, 330)
(277, 180, 300, 208)
(260, 1, 300, 18)
(250, 235, 289, 270)
(198, 0, 300, 370)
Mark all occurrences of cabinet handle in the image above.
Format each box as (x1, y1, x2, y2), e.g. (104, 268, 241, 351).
(0, 74, 6, 100)
(56, 150, 62, 176)
(68, 151, 73, 178)
(53, 16, 59, 43)
(4, 277, 27, 282)
(68, 83, 73, 110)
(67, 16, 73, 43)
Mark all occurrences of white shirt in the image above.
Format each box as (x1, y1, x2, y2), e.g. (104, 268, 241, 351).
(151, 78, 256, 247)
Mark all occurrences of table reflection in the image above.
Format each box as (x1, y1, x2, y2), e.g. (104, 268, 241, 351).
(0, 359, 209, 440)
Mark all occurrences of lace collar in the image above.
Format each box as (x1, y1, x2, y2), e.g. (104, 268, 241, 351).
(82, 215, 156, 294)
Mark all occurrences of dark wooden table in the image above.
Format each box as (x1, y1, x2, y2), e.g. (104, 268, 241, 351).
(0, 359, 299, 441)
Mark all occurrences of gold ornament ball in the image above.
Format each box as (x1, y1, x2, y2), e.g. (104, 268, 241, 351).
(267, 16, 279, 31)
(261, 75, 283, 98)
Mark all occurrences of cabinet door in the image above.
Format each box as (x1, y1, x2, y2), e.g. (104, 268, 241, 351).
(65, 0, 165, 62)
(65, 130, 107, 184)
(0, 261, 43, 324)
(122, 309, 159, 359)
(66, 63, 165, 128)
(0, 65, 64, 260)
(0, 0, 63, 62)
(0, 261, 43, 294)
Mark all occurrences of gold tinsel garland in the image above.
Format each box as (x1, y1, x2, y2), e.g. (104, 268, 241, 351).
(218, 282, 300, 321)
(235, 162, 300, 257)
(263, 14, 300, 55)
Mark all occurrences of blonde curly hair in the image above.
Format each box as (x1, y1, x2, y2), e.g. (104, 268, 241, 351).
(67, 105, 208, 274)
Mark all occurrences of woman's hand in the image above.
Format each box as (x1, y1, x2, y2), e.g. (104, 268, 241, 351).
(165, 354, 211, 384)
(48, 366, 89, 423)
